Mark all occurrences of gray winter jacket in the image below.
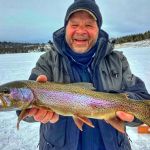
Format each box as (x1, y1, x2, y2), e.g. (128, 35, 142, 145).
(25, 28, 149, 150)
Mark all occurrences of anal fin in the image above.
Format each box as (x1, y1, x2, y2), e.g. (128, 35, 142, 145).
(74, 115, 94, 128)
(106, 117, 125, 133)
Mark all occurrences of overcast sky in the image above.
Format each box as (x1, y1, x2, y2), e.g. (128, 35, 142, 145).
(0, 0, 150, 43)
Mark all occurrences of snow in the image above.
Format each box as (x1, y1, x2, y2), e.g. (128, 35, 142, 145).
(115, 39, 150, 49)
(127, 127, 150, 150)
(0, 52, 43, 150)
(0, 46, 150, 149)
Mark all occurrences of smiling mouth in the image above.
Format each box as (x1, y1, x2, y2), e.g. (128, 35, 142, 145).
(73, 39, 88, 44)
(74, 39, 87, 41)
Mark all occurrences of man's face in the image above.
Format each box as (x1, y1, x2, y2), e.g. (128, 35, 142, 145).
(65, 11, 99, 53)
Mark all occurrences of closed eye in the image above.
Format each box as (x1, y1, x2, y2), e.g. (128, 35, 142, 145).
(71, 25, 78, 28)
(86, 25, 93, 28)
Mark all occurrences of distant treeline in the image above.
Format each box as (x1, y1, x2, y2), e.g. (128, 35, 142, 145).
(1, 31, 150, 53)
(0, 42, 45, 54)
(115, 30, 150, 44)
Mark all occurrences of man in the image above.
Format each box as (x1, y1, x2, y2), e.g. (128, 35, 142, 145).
(19, 0, 150, 150)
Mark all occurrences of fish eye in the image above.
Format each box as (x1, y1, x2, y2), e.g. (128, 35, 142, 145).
(0, 87, 10, 94)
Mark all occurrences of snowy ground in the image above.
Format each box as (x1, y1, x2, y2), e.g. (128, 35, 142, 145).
(115, 39, 150, 49)
(0, 52, 42, 150)
(127, 127, 150, 150)
(0, 46, 150, 149)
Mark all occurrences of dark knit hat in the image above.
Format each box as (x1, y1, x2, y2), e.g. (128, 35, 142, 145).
(64, 0, 102, 28)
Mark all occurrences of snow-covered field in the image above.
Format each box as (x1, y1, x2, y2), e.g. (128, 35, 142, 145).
(0, 52, 43, 150)
(115, 39, 150, 49)
(0, 45, 150, 149)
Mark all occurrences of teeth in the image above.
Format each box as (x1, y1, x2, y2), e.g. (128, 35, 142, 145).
(75, 39, 87, 41)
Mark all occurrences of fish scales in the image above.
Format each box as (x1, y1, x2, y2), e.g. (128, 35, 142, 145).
(0, 80, 150, 131)
(27, 82, 128, 118)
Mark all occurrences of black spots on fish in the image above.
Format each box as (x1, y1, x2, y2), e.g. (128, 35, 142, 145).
(126, 100, 150, 126)
(143, 100, 150, 106)
(90, 102, 99, 109)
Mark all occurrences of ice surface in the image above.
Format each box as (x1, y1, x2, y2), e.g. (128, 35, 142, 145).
(0, 49, 150, 150)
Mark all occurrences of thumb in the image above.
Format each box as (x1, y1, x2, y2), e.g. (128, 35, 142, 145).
(36, 75, 47, 82)
(116, 111, 134, 122)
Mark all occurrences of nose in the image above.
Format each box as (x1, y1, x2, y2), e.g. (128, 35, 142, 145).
(76, 25, 87, 34)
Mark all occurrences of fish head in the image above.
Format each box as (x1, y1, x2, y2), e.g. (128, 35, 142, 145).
(0, 81, 34, 111)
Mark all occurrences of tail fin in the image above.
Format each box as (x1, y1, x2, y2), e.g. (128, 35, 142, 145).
(138, 100, 150, 126)
(143, 118, 150, 126)
(131, 100, 150, 127)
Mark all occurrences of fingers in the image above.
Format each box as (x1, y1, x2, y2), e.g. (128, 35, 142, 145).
(33, 108, 48, 122)
(36, 75, 47, 82)
(41, 111, 54, 123)
(26, 108, 59, 124)
(48, 113, 59, 123)
(40, 111, 59, 123)
(116, 111, 134, 122)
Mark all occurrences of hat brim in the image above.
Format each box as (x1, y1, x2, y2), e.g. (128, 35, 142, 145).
(66, 9, 97, 21)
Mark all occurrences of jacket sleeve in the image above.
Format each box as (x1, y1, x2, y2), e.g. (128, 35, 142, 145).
(30, 51, 53, 81)
(121, 53, 150, 126)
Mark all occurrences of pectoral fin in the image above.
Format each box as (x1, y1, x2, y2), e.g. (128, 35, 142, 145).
(17, 102, 32, 130)
(106, 117, 125, 133)
(17, 109, 28, 130)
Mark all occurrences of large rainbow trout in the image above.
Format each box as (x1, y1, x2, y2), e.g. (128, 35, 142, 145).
(0, 80, 150, 133)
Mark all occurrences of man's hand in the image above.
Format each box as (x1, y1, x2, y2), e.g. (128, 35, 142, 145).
(26, 75, 59, 124)
(26, 107, 59, 123)
(116, 111, 134, 122)
(106, 111, 134, 133)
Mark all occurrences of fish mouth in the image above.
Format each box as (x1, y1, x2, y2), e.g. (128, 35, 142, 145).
(0, 97, 3, 108)
(0, 95, 5, 109)
(0, 86, 11, 109)
(0, 87, 12, 111)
